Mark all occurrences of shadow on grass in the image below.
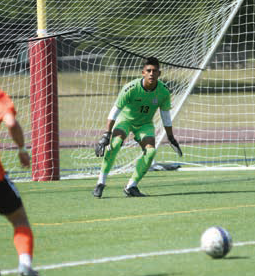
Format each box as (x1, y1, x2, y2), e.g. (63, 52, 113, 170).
(225, 256, 250, 260)
(92, 189, 255, 199)
(147, 190, 255, 197)
(144, 177, 255, 189)
(142, 274, 182, 276)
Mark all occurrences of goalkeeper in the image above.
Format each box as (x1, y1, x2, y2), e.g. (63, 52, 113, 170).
(94, 56, 182, 198)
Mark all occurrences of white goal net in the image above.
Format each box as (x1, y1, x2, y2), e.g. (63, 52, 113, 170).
(0, 0, 254, 181)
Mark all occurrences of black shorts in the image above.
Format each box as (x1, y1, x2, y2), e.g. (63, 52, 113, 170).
(0, 175, 23, 215)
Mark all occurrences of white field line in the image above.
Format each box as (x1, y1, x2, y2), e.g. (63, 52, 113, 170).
(1, 240, 255, 275)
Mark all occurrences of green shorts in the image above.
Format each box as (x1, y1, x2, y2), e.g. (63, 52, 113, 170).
(114, 120, 155, 143)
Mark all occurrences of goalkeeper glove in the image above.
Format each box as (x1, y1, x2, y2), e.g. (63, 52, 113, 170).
(168, 135, 183, 157)
(95, 131, 111, 157)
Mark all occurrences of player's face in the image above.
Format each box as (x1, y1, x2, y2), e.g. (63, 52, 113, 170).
(142, 65, 160, 89)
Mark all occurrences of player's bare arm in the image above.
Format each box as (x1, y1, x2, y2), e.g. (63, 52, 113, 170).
(160, 110, 182, 157)
(106, 118, 115, 133)
(3, 112, 30, 168)
(165, 126, 182, 157)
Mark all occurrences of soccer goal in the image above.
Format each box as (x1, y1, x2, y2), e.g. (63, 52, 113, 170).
(0, 0, 254, 181)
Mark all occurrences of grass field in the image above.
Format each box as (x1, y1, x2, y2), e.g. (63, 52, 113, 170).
(1, 170, 255, 276)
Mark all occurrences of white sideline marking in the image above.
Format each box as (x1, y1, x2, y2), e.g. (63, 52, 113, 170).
(1, 241, 255, 275)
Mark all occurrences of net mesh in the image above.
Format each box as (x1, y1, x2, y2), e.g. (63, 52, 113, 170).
(0, 0, 254, 180)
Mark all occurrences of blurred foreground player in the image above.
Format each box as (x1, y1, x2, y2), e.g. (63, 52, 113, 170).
(0, 91, 39, 276)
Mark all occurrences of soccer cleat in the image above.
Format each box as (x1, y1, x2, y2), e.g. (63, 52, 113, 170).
(123, 186, 146, 197)
(19, 264, 39, 276)
(93, 183, 105, 198)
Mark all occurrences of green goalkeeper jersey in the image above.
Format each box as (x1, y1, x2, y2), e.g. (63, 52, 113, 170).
(115, 78, 171, 126)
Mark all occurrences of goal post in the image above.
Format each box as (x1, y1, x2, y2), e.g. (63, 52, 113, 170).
(154, 0, 255, 171)
(29, 0, 60, 181)
(155, 0, 246, 161)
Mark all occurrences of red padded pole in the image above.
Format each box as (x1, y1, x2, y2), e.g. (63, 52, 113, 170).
(29, 38, 60, 181)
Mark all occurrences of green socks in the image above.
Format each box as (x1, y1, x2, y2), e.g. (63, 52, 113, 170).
(101, 136, 123, 174)
(131, 147, 156, 183)
(101, 140, 156, 185)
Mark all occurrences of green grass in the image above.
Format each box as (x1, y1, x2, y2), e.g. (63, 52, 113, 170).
(1, 170, 255, 275)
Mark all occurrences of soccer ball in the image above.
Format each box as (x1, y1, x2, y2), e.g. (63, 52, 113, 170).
(200, 226, 233, 258)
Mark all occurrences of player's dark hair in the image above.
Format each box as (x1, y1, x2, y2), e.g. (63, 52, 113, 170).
(142, 57, 160, 69)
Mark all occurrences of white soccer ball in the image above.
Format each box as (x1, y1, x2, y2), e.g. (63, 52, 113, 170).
(200, 226, 233, 258)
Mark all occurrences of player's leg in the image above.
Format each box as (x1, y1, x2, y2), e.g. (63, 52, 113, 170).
(100, 129, 126, 177)
(124, 124, 156, 197)
(93, 121, 129, 197)
(6, 207, 36, 274)
(0, 175, 38, 276)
